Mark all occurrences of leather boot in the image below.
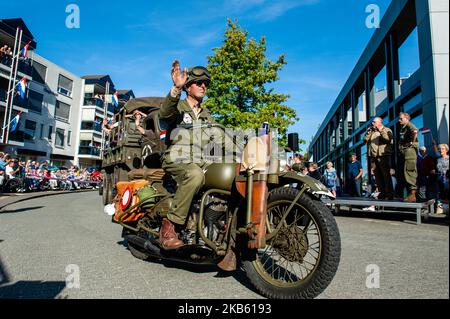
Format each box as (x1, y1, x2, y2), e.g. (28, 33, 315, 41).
(404, 190, 417, 203)
(159, 218, 184, 250)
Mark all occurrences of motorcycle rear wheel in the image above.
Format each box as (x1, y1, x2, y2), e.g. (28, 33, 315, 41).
(242, 187, 341, 299)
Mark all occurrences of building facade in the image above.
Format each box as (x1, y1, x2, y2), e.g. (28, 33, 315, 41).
(1, 19, 83, 167)
(1, 19, 134, 169)
(75, 75, 134, 168)
(308, 0, 449, 195)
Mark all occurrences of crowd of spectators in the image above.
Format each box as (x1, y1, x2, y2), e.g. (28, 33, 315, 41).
(0, 44, 13, 66)
(284, 140, 449, 210)
(0, 152, 102, 193)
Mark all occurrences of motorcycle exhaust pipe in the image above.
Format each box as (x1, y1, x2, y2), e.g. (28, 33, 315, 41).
(126, 234, 161, 256)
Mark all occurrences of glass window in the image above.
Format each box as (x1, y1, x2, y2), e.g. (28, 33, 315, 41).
(67, 131, 72, 146)
(403, 92, 422, 113)
(48, 125, 53, 140)
(24, 120, 36, 141)
(57, 75, 73, 97)
(55, 100, 71, 121)
(374, 65, 387, 93)
(32, 61, 47, 85)
(55, 128, 65, 147)
(40, 124, 44, 139)
(357, 91, 365, 113)
(398, 27, 420, 80)
(410, 113, 424, 148)
(27, 90, 43, 113)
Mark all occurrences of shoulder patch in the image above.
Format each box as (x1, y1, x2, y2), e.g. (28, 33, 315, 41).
(183, 113, 193, 124)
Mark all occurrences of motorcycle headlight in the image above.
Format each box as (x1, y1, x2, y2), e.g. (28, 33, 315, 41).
(278, 151, 288, 172)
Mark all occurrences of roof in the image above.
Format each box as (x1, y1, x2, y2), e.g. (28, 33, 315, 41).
(81, 75, 109, 80)
(0, 18, 37, 49)
(116, 89, 133, 95)
(124, 97, 165, 113)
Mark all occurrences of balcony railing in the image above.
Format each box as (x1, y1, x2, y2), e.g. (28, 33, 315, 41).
(78, 146, 101, 156)
(84, 97, 104, 108)
(0, 55, 33, 77)
(80, 121, 102, 133)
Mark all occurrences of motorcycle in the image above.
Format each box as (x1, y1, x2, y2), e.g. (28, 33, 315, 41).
(109, 123, 341, 299)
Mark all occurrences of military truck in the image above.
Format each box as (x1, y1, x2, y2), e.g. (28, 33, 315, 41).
(100, 97, 167, 205)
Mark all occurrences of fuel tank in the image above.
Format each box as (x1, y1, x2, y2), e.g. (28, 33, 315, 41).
(203, 163, 238, 191)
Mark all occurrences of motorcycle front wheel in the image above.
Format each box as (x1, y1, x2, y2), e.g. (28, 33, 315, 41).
(242, 187, 341, 299)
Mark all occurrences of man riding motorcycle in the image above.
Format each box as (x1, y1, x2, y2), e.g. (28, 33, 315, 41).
(159, 60, 215, 249)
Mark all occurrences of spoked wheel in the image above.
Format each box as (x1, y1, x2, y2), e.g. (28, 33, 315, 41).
(242, 187, 341, 299)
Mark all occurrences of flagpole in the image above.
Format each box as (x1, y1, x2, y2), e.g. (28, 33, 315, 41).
(101, 81, 110, 160)
(1, 111, 22, 130)
(4, 28, 23, 144)
(1, 27, 18, 143)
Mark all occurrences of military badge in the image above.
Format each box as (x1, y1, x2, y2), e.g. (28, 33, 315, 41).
(183, 113, 193, 124)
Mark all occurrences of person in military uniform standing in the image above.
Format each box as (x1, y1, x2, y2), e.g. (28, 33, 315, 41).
(398, 112, 419, 202)
(158, 60, 215, 249)
(363, 117, 395, 200)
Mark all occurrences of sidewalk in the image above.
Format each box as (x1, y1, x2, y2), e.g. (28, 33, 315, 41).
(0, 189, 97, 211)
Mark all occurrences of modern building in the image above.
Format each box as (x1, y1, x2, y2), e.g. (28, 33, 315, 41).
(75, 75, 134, 168)
(308, 0, 449, 195)
(1, 18, 36, 152)
(1, 18, 134, 169)
(23, 52, 83, 167)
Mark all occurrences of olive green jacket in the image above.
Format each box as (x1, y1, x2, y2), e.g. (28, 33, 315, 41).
(159, 91, 216, 163)
(363, 126, 394, 157)
(399, 122, 419, 150)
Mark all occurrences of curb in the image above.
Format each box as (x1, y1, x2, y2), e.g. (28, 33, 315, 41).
(0, 189, 97, 212)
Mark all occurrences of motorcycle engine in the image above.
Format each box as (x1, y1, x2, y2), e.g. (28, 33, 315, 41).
(182, 195, 229, 245)
(203, 195, 228, 243)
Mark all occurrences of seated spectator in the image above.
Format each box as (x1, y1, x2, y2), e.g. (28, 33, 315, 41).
(5, 159, 20, 179)
(0, 152, 6, 186)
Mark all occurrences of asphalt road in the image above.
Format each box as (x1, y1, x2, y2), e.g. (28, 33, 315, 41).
(0, 192, 448, 299)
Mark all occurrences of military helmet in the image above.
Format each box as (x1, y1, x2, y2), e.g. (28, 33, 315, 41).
(185, 66, 211, 87)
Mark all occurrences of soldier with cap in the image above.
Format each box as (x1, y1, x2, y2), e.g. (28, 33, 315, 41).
(158, 60, 215, 249)
(398, 112, 419, 202)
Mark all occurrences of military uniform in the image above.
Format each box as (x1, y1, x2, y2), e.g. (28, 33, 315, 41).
(363, 126, 394, 199)
(159, 88, 215, 226)
(399, 122, 418, 193)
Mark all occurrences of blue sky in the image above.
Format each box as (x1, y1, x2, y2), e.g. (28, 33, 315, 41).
(2, 0, 394, 150)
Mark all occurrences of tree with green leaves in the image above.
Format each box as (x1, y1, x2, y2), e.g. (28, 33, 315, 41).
(204, 19, 299, 145)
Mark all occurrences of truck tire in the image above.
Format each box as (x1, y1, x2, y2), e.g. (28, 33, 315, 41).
(102, 174, 112, 205)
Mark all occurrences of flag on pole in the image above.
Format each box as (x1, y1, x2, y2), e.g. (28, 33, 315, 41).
(16, 77, 27, 99)
(160, 130, 167, 140)
(419, 127, 431, 134)
(20, 42, 30, 59)
(112, 92, 119, 108)
(10, 112, 22, 132)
